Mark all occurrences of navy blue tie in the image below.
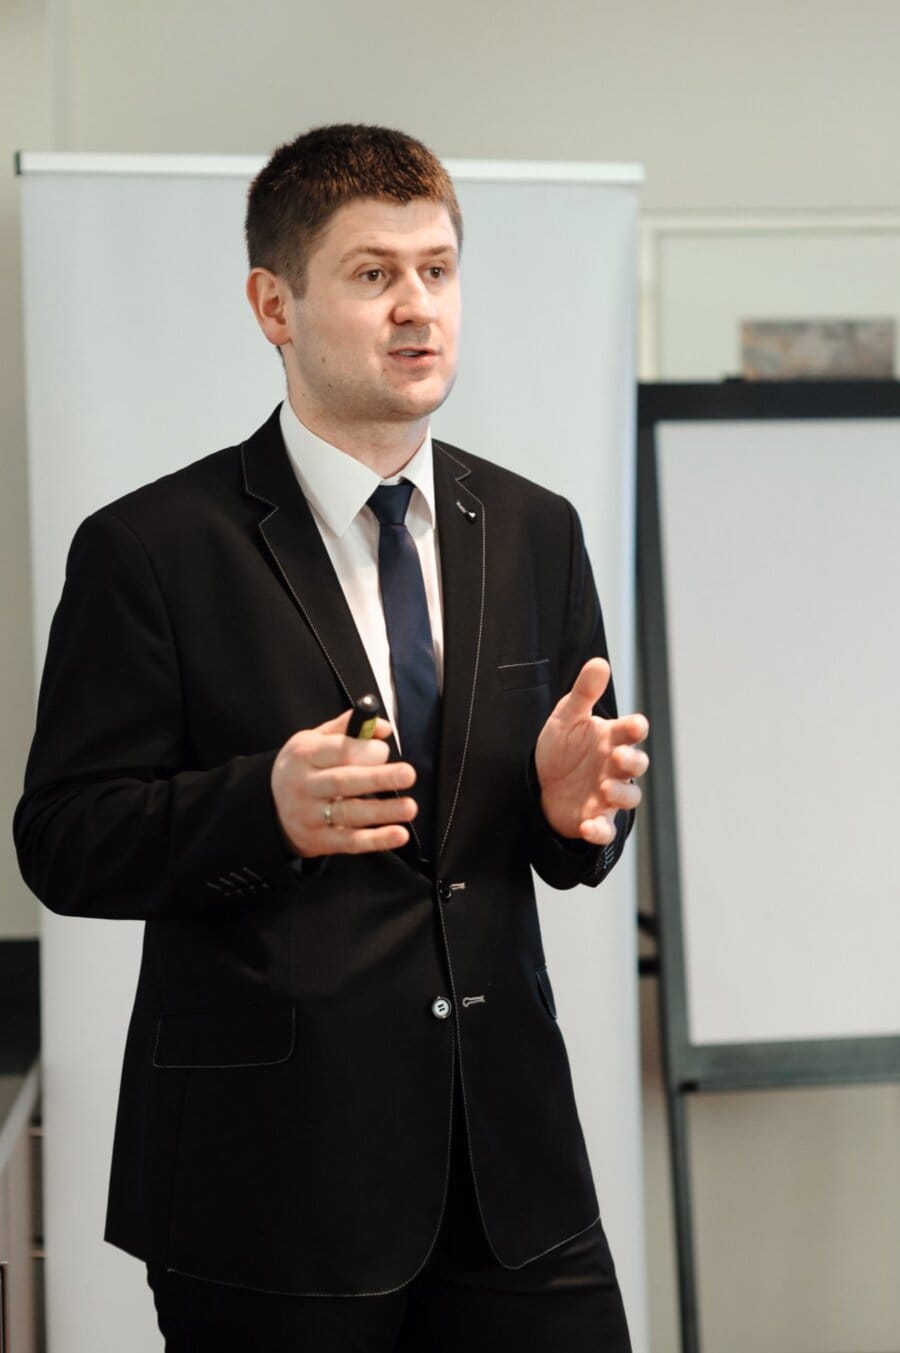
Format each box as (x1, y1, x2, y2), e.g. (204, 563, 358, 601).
(368, 481, 441, 863)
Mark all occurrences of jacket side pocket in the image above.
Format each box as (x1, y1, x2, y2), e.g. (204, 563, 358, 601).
(536, 966, 557, 1021)
(153, 1006, 295, 1069)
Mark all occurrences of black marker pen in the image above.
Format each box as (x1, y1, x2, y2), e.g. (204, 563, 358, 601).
(346, 693, 381, 739)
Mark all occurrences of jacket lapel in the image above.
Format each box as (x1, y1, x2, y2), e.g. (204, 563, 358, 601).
(240, 409, 389, 730)
(433, 442, 486, 860)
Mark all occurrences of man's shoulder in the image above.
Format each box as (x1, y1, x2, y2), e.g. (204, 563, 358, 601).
(82, 408, 282, 538)
(432, 438, 573, 517)
(101, 443, 241, 520)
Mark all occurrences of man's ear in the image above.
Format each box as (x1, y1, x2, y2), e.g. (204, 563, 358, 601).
(246, 268, 294, 348)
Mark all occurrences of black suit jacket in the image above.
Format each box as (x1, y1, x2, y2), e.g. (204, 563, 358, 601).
(15, 407, 630, 1295)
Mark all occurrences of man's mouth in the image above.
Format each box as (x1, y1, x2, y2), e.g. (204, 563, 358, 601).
(390, 348, 436, 358)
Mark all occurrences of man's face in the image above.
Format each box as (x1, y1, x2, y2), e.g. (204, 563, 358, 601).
(281, 197, 461, 444)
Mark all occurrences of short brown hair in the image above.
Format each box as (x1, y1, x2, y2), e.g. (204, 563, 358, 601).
(246, 124, 463, 295)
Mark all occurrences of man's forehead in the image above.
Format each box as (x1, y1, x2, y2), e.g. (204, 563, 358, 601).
(321, 197, 459, 258)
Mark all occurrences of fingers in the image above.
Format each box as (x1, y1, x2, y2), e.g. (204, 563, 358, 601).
(304, 726, 394, 770)
(279, 784, 419, 859)
(578, 774, 642, 844)
(305, 792, 419, 858)
(335, 825, 412, 855)
(608, 712, 650, 748)
(609, 744, 650, 779)
(579, 814, 618, 846)
(572, 776, 642, 842)
(315, 759, 416, 799)
(554, 658, 612, 723)
(322, 795, 418, 832)
(272, 715, 417, 858)
(315, 711, 395, 742)
(601, 778, 643, 811)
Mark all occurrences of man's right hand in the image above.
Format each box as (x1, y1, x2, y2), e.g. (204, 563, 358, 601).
(271, 710, 417, 858)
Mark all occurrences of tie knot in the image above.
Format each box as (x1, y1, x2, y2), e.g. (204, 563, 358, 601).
(368, 481, 414, 527)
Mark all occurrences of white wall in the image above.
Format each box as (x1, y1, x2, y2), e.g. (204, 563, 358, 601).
(5, 3, 900, 1351)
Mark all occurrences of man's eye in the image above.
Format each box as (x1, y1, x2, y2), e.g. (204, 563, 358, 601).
(428, 266, 445, 279)
(361, 268, 384, 282)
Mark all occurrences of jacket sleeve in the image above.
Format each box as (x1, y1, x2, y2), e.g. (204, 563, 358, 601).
(525, 498, 635, 890)
(13, 509, 304, 920)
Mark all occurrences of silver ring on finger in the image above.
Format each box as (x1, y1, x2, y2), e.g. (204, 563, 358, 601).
(322, 800, 335, 827)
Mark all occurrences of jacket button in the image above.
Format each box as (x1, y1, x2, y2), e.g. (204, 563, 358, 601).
(431, 996, 452, 1020)
(437, 879, 452, 902)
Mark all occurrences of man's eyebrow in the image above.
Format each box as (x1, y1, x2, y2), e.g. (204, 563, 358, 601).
(337, 242, 458, 265)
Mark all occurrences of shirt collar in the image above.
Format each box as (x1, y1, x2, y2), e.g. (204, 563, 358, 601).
(279, 399, 436, 537)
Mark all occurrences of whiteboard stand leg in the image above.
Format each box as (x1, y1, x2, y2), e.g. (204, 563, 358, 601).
(665, 1084, 701, 1353)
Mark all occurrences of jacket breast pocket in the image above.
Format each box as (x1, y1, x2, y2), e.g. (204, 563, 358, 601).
(152, 1006, 295, 1069)
(498, 656, 551, 691)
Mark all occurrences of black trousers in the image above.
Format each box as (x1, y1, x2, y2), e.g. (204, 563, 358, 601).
(148, 1088, 632, 1353)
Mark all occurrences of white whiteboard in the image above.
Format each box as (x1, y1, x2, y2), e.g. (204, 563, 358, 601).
(658, 417, 900, 1046)
(20, 156, 647, 1353)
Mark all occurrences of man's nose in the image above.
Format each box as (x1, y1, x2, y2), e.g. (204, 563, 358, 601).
(392, 272, 437, 326)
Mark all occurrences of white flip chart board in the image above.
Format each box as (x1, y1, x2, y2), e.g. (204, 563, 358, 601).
(660, 415, 900, 1046)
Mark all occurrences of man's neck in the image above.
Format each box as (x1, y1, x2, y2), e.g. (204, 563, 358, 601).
(285, 393, 428, 479)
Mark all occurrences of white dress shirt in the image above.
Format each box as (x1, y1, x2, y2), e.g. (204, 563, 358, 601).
(279, 399, 444, 744)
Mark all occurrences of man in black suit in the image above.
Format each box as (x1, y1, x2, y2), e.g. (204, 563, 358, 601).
(15, 125, 648, 1351)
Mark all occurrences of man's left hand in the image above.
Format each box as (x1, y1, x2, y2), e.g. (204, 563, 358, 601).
(535, 658, 649, 846)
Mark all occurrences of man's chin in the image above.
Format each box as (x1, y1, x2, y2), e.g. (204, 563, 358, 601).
(389, 374, 456, 421)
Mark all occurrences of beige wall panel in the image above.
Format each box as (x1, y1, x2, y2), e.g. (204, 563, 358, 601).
(55, 0, 900, 211)
(1, 0, 50, 939)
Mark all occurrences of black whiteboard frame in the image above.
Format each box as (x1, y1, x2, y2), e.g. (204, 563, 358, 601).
(637, 380, 900, 1353)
